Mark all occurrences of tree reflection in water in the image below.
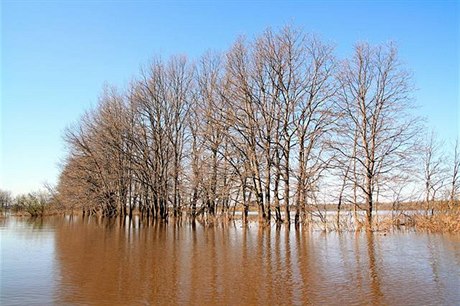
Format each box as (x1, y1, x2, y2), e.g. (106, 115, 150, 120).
(49, 216, 460, 305)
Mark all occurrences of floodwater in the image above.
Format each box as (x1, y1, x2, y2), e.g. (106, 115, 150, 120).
(1, 216, 459, 305)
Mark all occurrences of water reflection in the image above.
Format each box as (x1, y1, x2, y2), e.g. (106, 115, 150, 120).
(366, 231, 383, 305)
(1, 216, 459, 305)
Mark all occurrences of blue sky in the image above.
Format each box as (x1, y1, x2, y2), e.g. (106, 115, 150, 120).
(1, 1, 458, 195)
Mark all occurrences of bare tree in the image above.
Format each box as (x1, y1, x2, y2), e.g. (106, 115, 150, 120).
(448, 138, 460, 208)
(56, 27, 435, 229)
(0, 189, 13, 211)
(334, 43, 419, 226)
(422, 131, 446, 214)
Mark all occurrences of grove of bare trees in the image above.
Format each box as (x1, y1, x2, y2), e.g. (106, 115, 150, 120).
(55, 26, 458, 227)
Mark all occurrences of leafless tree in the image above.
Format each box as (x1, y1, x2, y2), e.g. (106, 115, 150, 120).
(421, 131, 446, 214)
(56, 27, 434, 228)
(334, 43, 420, 226)
(0, 189, 13, 211)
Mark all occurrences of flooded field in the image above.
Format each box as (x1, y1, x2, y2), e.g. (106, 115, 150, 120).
(1, 216, 459, 305)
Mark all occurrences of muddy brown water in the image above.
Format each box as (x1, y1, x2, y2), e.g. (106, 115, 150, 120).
(1, 216, 459, 305)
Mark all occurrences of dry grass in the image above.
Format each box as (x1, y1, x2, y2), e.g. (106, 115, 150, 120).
(411, 212, 460, 232)
(299, 209, 460, 233)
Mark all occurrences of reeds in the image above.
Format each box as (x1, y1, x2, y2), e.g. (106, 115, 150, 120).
(411, 211, 460, 232)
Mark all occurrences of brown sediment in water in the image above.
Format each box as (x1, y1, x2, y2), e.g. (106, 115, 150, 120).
(2, 216, 459, 305)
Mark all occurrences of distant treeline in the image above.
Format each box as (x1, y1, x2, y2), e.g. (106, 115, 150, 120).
(0, 189, 56, 217)
(55, 26, 459, 226)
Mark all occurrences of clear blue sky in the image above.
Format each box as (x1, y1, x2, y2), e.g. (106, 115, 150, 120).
(1, 0, 458, 195)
